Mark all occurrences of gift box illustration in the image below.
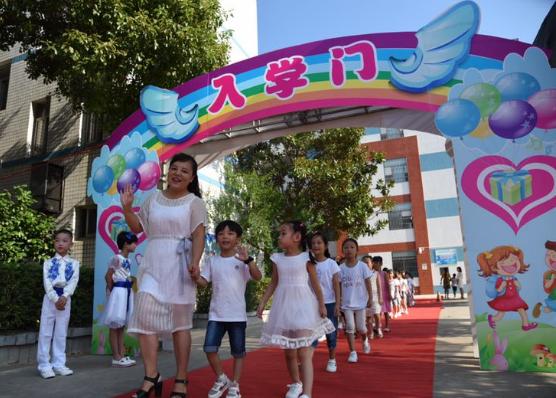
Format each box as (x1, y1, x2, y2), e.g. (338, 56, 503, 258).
(488, 169, 532, 205)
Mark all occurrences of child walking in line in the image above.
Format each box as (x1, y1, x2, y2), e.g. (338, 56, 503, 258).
(451, 273, 458, 299)
(340, 239, 372, 363)
(389, 270, 400, 318)
(257, 221, 334, 398)
(194, 220, 262, 398)
(103, 231, 138, 368)
(309, 231, 341, 373)
(373, 257, 392, 332)
(362, 255, 383, 339)
(37, 229, 80, 379)
(399, 272, 409, 315)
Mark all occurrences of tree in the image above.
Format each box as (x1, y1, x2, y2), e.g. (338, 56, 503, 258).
(0, 0, 230, 131)
(0, 186, 57, 264)
(211, 127, 393, 265)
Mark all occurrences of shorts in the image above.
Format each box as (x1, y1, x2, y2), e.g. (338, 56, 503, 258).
(203, 320, 246, 358)
(342, 308, 367, 335)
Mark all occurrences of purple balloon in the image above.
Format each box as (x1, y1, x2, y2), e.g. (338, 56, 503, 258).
(488, 100, 537, 140)
(117, 168, 141, 193)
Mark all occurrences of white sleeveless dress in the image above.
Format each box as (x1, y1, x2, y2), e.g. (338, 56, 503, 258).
(261, 252, 335, 348)
(127, 190, 206, 336)
(102, 255, 134, 328)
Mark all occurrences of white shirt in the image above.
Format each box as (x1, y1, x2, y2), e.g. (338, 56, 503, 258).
(315, 258, 341, 304)
(340, 261, 371, 310)
(201, 255, 251, 322)
(391, 278, 401, 299)
(110, 254, 132, 282)
(43, 254, 80, 303)
(369, 270, 380, 303)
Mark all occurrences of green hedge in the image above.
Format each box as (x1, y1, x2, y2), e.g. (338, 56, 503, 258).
(0, 262, 93, 332)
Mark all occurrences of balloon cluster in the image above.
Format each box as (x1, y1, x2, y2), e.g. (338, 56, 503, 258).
(435, 72, 556, 139)
(92, 147, 161, 194)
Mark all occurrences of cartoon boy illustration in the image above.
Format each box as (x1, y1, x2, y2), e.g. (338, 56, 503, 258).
(533, 240, 556, 318)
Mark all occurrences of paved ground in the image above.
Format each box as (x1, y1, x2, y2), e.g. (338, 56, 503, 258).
(2, 298, 556, 397)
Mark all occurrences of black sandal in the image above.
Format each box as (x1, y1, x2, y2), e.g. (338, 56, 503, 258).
(170, 378, 189, 398)
(133, 373, 162, 398)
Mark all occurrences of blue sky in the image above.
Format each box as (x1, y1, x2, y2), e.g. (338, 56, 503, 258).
(257, 0, 554, 53)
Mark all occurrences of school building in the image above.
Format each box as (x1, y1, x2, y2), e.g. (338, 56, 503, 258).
(355, 127, 467, 294)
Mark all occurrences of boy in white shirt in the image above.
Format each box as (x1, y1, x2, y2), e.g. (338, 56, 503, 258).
(194, 220, 262, 398)
(37, 229, 80, 379)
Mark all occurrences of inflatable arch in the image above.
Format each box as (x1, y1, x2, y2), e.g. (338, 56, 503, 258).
(88, 2, 556, 372)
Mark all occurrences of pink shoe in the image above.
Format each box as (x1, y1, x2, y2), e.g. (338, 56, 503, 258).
(487, 314, 496, 329)
(522, 322, 538, 331)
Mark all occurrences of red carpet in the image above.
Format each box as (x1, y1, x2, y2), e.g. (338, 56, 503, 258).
(116, 299, 442, 398)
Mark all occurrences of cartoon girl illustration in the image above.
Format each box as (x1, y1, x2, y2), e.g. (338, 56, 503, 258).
(477, 245, 537, 332)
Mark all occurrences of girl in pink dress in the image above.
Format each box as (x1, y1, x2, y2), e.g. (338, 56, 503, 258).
(477, 245, 537, 331)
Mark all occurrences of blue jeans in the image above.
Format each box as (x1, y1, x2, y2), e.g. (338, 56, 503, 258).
(312, 302, 338, 349)
(203, 320, 246, 358)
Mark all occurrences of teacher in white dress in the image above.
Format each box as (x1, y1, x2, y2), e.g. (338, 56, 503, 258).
(121, 153, 206, 398)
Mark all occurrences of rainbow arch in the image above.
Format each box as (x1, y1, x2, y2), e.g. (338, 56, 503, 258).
(105, 32, 535, 163)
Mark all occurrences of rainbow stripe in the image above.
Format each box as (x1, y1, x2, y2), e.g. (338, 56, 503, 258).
(106, 33, 535, 162)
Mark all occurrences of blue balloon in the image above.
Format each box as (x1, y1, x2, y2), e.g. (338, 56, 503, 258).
(494, 72, 540, 102)
(124, 147, 146, 170)
(92, 165, 114, 193)
(435, 99, 481, 137)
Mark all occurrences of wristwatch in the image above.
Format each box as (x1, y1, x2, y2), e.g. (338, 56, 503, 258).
(243, 256, 254, 264)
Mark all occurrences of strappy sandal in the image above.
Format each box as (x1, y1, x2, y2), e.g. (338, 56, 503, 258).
(170, 378, 188, 398)
(133, 373, 162, 398)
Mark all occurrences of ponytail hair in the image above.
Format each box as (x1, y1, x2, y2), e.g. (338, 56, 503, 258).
(309, 231, 331, 258)
(285, 220, 314, 263)
(170, 153, 202, 198)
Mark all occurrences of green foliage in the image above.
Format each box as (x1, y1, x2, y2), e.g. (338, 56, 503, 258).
(195, 284, 212, 314)
(0, 0, 230, 131)
(0, 262, 93, 331)
(0, 186, 57, 264)
(210, 128, 393, 262)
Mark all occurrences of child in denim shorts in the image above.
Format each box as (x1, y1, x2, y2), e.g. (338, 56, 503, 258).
(194, 220, 262, 398)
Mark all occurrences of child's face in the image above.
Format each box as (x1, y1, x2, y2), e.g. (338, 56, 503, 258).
(278, 224, 299, 250)
(216, 226, 240, 251)
(54, 233, 73, 256)
(546, 249, 556, 271)
(496, 253, 520, 276)
(342, 241, 358, 259)
(125, 242, 137, 253)
(310, 236, 326, 256)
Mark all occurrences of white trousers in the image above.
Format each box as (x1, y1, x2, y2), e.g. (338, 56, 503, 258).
(37, 295, 71, 371)
(343, 308, 367, 335)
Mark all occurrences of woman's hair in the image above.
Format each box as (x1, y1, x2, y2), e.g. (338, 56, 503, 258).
(169, 153, 201, 198)
(477, 245, 528, 277)
(215, 220, 243, 237)
(342, 238, 359, 250)
(117, 231, 138, 250)
(309, 231, 331, 258)
(457, 266, 462, 272)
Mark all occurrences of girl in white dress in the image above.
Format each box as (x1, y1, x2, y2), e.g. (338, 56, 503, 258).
(121, 153, 206, 398)
(103, 231, 138, 367)
(257, 221, 335, 398)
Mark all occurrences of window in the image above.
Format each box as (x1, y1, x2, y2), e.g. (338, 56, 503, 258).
(380, 128, 403, 140)
(384, 157, 408, 183)
(30, 162, 64, 214)
(31, 97, 51, 156)
(392, 250, 418, 276)
(0, 62, 9, 110)
(81, 112, 105, 145)
(75, 206, 97, 239)
(388, 202, 413, 230)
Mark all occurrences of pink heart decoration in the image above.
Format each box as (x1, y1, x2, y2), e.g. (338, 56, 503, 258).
(461, 155, 556, 234)
(98, 206, 146, 253)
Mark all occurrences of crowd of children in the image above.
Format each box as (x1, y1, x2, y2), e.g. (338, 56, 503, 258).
(37, 219, 417, 398)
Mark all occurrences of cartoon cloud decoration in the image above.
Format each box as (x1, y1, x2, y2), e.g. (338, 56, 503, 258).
(389, 1, 480, 93)
(140, 85, 200, 143)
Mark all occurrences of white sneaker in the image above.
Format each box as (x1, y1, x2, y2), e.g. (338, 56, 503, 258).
(39, 368, 55, 379)
(208, 374, 230, 398)
(124, 356, 137, 366)
(226, 383, 241, 398)
(299, 395, 310, 398)
(53, 366, 73, 376)
(112, 357, 133, 367)
(363, 338, 371, 354)
(285, 382, 303, 398)
(348, 351, 358, 363)
(326, 359, 337, 373)
(377, 328, 384, 338)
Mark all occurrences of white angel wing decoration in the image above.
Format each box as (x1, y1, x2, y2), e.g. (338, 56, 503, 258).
(389, 1, 480, 93)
